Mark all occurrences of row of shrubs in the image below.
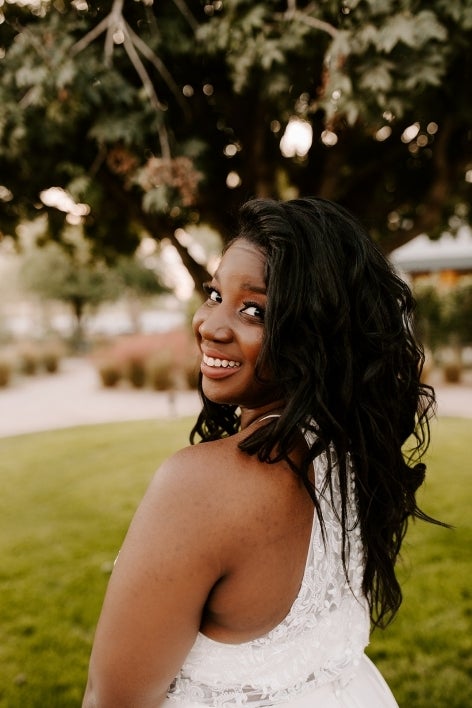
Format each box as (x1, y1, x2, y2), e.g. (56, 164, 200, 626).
(0, 331, 200, 392)
(0, 343, 64, 388)
(93, 330, 200, 392)
(97, 350, 199, 390)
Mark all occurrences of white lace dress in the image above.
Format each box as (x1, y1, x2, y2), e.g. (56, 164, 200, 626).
(165, 444, 398, 708)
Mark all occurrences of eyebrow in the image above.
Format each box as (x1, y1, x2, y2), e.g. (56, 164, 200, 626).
(212, 272, 266, 295)
(241, 283, 266, 295)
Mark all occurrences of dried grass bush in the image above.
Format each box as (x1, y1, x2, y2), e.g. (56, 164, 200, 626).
(0, 357, 12, 387)
(443, 362, 462, 383)
(146, 351, 174, 391)
(184, 354, 200, 390)
(40, 343, 64, 374)
(97, 360, 122, 388)
(125, 357, 147, 389)
(17, 345, 40, 376)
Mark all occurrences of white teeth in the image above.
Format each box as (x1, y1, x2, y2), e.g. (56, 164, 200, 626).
(203, 354, 240, 368)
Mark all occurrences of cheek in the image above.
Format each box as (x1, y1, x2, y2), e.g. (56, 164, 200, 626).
(247, 332, 264, 363)
(192, 306, 204, 339)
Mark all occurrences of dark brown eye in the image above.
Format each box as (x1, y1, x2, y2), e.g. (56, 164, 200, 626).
(241, 303, 264, 320)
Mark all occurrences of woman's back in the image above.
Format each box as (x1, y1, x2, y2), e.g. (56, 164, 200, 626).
(166, 429, 375, 706)
(195, 427, 315, 644)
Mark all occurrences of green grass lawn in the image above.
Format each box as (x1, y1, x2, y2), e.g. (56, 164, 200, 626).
(0, 417, 470, 707)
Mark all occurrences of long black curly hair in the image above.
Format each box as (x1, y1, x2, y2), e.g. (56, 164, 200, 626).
(191, 196, 440, 628)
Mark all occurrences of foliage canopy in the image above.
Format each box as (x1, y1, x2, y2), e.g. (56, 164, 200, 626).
(1, 0, 471, 290)
(415, 276, 472, 351)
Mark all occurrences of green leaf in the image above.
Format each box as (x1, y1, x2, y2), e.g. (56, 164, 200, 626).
(359, 62, 394, 92)
(142, 187, 171, 215)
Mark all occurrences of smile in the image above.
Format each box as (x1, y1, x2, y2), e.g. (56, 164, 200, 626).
(202, 354, 241, 368)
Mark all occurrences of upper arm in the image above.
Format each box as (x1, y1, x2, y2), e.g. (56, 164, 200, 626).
(83, 449, 226, 708)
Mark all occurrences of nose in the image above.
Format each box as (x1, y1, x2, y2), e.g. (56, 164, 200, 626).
(193, 304, 233, 343)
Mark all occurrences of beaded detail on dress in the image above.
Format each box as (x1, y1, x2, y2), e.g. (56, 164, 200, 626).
(167, 436, 370, 706)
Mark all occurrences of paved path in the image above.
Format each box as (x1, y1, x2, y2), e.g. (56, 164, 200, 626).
(0, 358, 471, 438)
(0, 358, 201, 438)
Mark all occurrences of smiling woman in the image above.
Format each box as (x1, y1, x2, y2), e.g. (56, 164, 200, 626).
(192, 240, 283, 416)
(82, 197, 440, 708)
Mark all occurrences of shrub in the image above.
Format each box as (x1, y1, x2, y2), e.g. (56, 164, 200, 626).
(97, 361, 122, 388)
(40, 344, 64, 374)
(92, 329, 199, 391)
(184, 355, 200, 389)
(0, 358, 12, 387)
(146, 351, 174, 391)
(125, 357, 147, 388)
(17, 346, 40, 376)
(443, 362, 462, 383)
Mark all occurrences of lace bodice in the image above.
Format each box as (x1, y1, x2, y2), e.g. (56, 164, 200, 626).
(167, 438, 370, 706)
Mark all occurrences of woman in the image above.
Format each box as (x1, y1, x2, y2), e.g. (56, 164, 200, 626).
(82, 197, 436, 707)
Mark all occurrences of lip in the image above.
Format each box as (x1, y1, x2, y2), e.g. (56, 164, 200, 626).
(200, 349, 241, 379)
(200, 360, 241, 379)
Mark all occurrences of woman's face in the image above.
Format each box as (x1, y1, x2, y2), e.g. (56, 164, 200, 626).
(193, 239, 282, 413)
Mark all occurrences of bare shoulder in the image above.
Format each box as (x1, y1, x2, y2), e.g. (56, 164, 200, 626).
(157, 437, 240, 480)
(153, 435, 291, 502)
(150, 438, 237, 496)
(139, 438, 243, 520)
(147, 437, 255, 520)
(148, 435, 305, 540)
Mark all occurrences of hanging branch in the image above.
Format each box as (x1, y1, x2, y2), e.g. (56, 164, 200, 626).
(70, 0, 173, 158)
(70, 15, 110, 56)
(120, 27, 167, 112)
(104, 0, 125, 66)
(277, 0, 338, 39)
(292, 11, 338, 38)
(122, 27, 171, 158)
(124, 21, 189, 116)
(171, 0, 199, 32)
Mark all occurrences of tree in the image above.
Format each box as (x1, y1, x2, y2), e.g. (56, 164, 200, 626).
(1, 0, 471, 293)
(446, 277, 472, 347)
(115, 254, 170, 332)
(20, 241, 121, 348)
(412, 281, 444, 353)
(414, 275, 472, 383)
(20, 233, 170, 345)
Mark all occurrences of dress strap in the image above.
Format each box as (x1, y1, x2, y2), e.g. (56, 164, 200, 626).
(255, 413, 282, 423)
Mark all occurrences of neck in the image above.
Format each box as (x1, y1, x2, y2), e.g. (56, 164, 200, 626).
(240, 404, 284, 430)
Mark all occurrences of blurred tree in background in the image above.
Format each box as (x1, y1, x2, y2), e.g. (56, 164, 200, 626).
(414, 275, 472, 381)
(413, 281, 444, 353)
(20, 241, 121, 347)
(415, 277, 472, 352)
(0, 0, 471, 292)
(20, 236, 167, 347)
(115, 254, 170, 332)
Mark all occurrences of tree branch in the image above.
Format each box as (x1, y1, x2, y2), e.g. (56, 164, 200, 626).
(124, 20, 189, 116)
(18, 86, 38, 109)
(292, 10, 338, 38)
(70, 15, 110, 56)
(122, 29, 171, 159)
(171, 0, 199, 32)
(98, 170, 210, 293)
(278, 3, 338, 38)
(71, 0, 172, 158)
(104, 0, 125, 67)
(167, 230, 211, 294)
